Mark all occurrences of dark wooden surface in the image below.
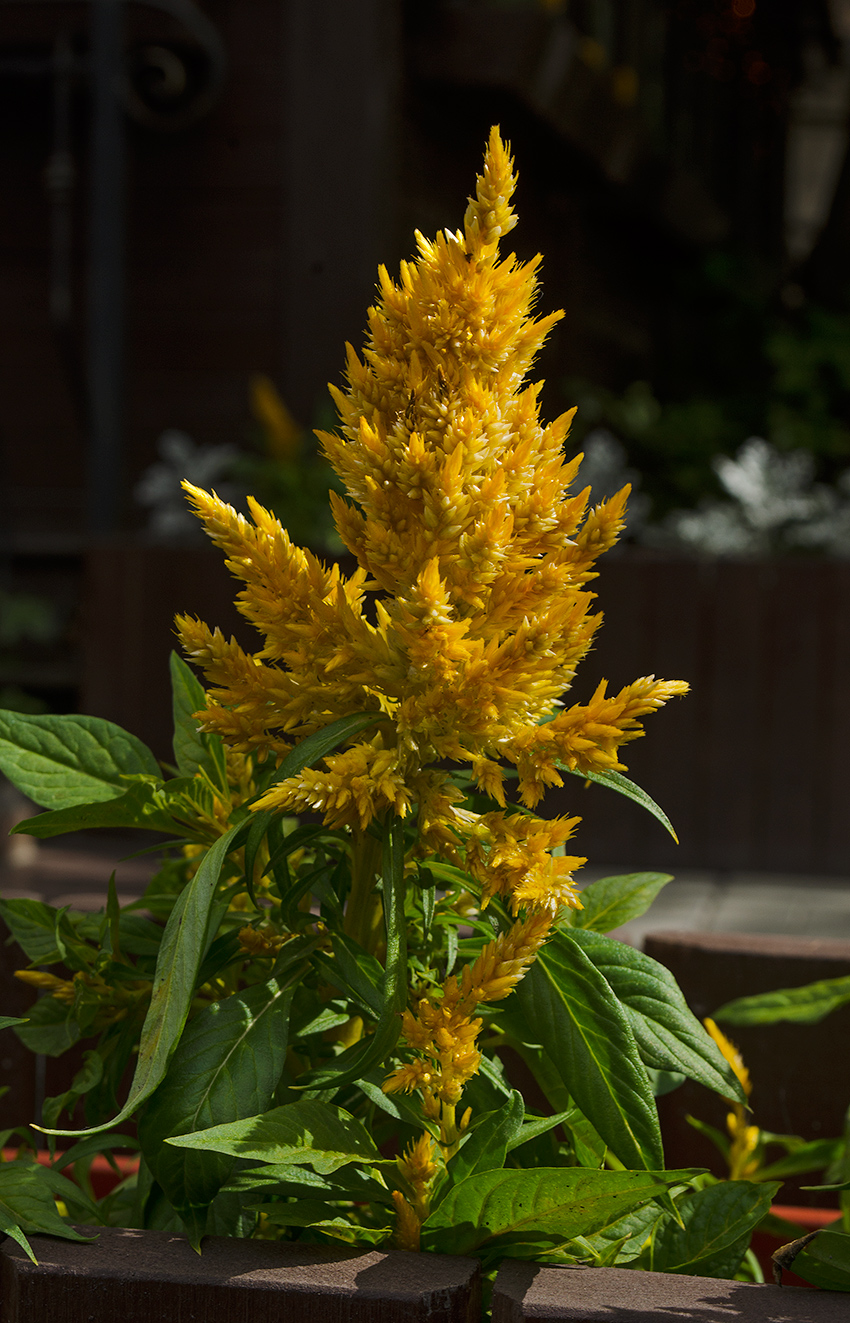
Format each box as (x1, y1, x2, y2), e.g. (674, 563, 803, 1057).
(547, 556, 850, 875)
(0, 1226, 481, 1323)
(492, 1259, 848, 1321)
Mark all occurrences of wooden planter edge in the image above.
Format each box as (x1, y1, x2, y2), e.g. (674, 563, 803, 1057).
(1, 1225, 848, 1322)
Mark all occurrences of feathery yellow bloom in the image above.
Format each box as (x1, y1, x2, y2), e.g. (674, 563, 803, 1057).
(178, 128, 688, 1136)
(178, 127, 685, 863)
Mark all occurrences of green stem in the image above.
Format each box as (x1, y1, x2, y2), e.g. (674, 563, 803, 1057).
(344, 826, 384, 955)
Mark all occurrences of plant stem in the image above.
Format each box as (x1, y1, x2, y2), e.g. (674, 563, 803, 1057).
(344, 826, 384, 955)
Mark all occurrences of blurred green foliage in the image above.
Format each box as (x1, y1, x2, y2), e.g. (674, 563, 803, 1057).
(563, 253, 850, 519)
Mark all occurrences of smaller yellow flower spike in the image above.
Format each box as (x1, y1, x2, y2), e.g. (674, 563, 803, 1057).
(703, 1017, 760, 1180)
(703, 1018, 752, 1099)
(249, 373, 302, 461)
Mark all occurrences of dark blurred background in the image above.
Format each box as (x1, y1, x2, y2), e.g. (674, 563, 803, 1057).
(2, 0, 850, 874)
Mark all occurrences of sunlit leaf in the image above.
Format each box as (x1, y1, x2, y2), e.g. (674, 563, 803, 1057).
(0, 711, 159, 809)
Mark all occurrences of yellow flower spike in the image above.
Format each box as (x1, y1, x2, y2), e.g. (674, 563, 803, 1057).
(391, 1189, 422, 1252)
(703, 1018, 752, 1100)
(14, 970, 76, 1003)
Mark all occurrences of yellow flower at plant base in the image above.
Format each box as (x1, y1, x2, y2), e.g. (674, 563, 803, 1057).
(704, 1017, 761, 1180)
(177, 127, 688, 1238)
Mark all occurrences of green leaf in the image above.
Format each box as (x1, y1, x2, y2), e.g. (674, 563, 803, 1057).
(449, 1091, 524, 1185)
(507, 1109, 574, 1153)
(649, 1181, 779, 1277)
(295, 817, 406, 1091)
(14, 996, 80, 1057)
(578, 1200, 668, 1266)
(224, 1160, 389, 1203)
(169, 652, 228, 789)
(715, 975, 850, 1026)
(421, 1166, 699, 1262)
(755, 1137, 844, 1182)
(166, 1099, 383, 1174)
(38, 826, 239, 1137)
(52, 1132, 139, 1172)
(313, 934, 384, 1018)
(263, 711, 389, 790)
(0, 1163, 98, 1259)
(792, 1229, 850, 1290)
(138, 976, 296, 1219)
(558, 765, 679, 841)
(568, 929, 746, 1104)
(249, 1201, 391, 1242)
(0, 711, 159, 809)
(566, 873, 673, 933)
(0, 1016, 28, 1031)
(13, 780, 180, 839)
(0, 897, 77, 966)
(514, 929, 662, 1169)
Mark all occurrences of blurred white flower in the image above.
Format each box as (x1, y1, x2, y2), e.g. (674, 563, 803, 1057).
(643, 437, 850, 557)
(135, 430, 244, 541)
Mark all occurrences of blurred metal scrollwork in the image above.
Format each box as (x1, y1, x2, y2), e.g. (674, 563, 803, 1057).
(121, 0, 227, 131)
(0, 0, 228, 131)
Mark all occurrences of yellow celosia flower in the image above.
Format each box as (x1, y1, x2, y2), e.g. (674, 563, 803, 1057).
(703, 1017, 752, 1100)
(177, 127, 686, 888)
(15, 969, 77, 1004)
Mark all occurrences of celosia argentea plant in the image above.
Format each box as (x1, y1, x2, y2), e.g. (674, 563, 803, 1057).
(0, 130, 779, 1278)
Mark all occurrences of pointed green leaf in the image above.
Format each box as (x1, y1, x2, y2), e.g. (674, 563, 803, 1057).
(792, 1229, 850, 1290)
(514, 930, 662, 1169)
(264, 711, 389, 790)
(0, 897, 79, 966)
(38, 826, 239, 1137)
(422, 1166, 699, 1261)
(138, 976, 296, 1215)
(0, 1163, 98, 1253)
(314, 935, 384, 1018)
(169, 652, 228, 788)
(14, 995, 80, 1057)
(756, 1137, 844, 1182)
(247, 1201, 391, 1242)
(649, 1181, 779, 1277)
(568, 929, 746, 1104)
(12, 780, 180, 839)
(566, 873, 673, 933)
(507, 1110, 574, 1153)
(449, 1091, 524, 1185)
(166, 1099, 382, 1174)
(559, 765, 679, 841)
(578, 1200, 668, 1266)
(0, 1016, 28, 1031)
(715, 975, 850, 1026)
(0, 711, 159, 809)
(224, 1160, 390, 1203)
